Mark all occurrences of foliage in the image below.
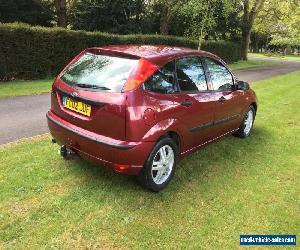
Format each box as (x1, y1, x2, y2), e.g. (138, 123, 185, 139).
(0, 71, 299, 248)
(69, 0, 148, 34)
(1, 0, 297, 55)
(0, 0, 54, 26)
(152, 0, 187, 35)
(0, 0, 243, 42)
(253, 0, 300, 50)
(270, 37, 300, 49)
(180, 0, 217, 48)
(0, 23, 241, 80)
(180, 0, 241, 41)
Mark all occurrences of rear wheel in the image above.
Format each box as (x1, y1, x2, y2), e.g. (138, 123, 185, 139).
(233, 105, 256, 138)
(138, 137, 178, 192)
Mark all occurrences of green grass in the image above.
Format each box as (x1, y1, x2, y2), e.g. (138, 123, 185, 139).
(250, 52, 300, 62)
(229, 59, 277, 70)
(1, 72, 300, 249)
(0, 79, 53, 98)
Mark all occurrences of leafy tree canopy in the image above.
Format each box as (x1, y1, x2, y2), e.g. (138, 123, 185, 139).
(253, 0, 300, 47)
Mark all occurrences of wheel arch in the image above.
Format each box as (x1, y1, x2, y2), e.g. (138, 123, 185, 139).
(142, 119, 183, 153)
(157, 131, 181, 153)
(251, 102, 257, 113)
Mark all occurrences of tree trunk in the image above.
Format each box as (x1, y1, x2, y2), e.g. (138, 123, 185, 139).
(198, 29, 204, 50)
(198, 0, 212, 50)
(254, 33, 259, 53)
(240, 0, 266, 60)
(55, 0, 67, 28)
(160, 6, 171, 35)
(241, 29, 251, 60)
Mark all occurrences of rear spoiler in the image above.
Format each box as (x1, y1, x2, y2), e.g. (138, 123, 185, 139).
(87, 47, 141, 60)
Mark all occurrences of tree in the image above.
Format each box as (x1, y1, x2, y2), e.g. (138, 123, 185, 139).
(69, 0, 146, 34)
(180, 0, 217, 49)
(150, 0, 186, 35)
(0, 0, 53, 26)
(253, 0, 300, 53)
(240, 0, 267, 60)
(179, 0, 241, 49)
(212, 0, 242, 41)
(54, 0, 67, 27)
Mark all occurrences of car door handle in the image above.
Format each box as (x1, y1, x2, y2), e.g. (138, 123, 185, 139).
(180, 100, 193, 107)
(218, 96, 226, 103)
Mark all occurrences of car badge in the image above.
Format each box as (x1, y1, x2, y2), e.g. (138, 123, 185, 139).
(71, 92, 79, 98)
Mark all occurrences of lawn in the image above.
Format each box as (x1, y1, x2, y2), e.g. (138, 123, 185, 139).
(229, 59, 277, 70)
(0, 72, 299, 249)
(250, 52, 300, 62)
(0, 78, 53, 98)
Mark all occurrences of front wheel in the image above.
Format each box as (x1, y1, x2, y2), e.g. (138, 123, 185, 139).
(138, 137, 178, 192)
(233, 105, 256, 138)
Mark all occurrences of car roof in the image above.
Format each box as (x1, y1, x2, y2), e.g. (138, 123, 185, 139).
(88, 45, 221, 67)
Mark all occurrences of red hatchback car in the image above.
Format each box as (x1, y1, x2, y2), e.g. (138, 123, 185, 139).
(47, 45, 257, 191)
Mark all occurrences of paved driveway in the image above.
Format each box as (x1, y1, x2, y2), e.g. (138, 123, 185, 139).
(234, 60, 300, 82)
(1, 60, 300, 144)
(0, 94, 50, 144)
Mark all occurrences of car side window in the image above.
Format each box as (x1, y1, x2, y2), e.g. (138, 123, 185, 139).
(176, 57, 208, 92)
(143, 61, 176, 94)
(204, 58, 234, 91)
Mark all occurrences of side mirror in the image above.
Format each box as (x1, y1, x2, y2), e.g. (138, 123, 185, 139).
(236, 80, 250, 90)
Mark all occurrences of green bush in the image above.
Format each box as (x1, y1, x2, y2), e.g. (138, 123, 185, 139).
(0, 23, 241, 80)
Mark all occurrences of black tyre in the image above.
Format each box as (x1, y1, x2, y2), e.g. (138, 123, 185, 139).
(233, 105, 256, 138)
(138, 137, 178, 192)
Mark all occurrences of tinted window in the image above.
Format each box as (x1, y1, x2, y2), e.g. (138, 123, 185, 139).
(144, 61, 176, 94)
(61, 52, 138, 92)
(176, 57, 207, 92)
(205, 58, 234, 91)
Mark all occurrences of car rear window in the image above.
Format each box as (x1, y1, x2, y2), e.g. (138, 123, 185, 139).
(60, 52, 138, 92)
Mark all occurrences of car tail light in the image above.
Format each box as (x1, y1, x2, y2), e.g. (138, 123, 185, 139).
(122, 58, 158, 92)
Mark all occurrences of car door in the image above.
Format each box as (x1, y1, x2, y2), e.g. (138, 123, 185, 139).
(173, 56, 216, 152)
(203, 57, 244, 137)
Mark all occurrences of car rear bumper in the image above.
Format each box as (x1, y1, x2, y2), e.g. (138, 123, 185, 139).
(46, 110, 154, 175)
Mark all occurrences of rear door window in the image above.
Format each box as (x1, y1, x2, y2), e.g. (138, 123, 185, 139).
(61, 52, 138, 92)
(143, 61, 176, 94)
(176, 57, 208, 92)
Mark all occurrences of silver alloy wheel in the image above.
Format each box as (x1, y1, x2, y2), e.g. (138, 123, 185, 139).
(151, 145, 175, 185)
(244, 109, 254, 135)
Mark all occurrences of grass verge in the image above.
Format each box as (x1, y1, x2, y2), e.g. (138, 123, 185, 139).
(0, 72, 299, 248)
(229, 59, 277, 70)
(0, 79, 53, 99)
(250, 52, 300, 62)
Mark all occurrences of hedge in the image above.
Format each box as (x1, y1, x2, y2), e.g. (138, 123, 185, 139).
(0, 23, 241, 80)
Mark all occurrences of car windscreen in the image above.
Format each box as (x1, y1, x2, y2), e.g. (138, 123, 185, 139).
(60, 52, 138, 92)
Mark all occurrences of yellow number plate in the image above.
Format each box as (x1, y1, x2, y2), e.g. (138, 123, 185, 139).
(63, 96, 91, 117)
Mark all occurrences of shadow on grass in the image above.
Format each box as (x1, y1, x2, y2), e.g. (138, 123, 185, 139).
(61, 125, 272, 204)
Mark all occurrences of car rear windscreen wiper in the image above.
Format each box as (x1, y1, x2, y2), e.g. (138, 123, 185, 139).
(75, 83, 111, 90)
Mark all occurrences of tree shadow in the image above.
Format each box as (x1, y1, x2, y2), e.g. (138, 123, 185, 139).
(63, 125, 273, 206)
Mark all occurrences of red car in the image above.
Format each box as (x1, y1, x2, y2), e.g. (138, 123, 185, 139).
(47, 45, 257, 191)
